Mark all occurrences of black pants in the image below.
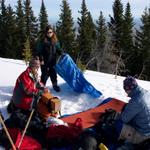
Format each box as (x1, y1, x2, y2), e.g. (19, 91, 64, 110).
(41, 65, 57, 86)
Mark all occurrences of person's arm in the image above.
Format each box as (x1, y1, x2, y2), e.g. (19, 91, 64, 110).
(55, 41, 63, 55)
(35, 39, 44, 62)
(19, 75, 43, 97)
(120, 98, 140, 123)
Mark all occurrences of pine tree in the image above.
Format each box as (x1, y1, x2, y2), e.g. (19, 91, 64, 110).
(0, 0, 7, 57)
(0, 1, 17, 58)
(15, 0, 26, 59)
(135, 7, 150, 80)
(91, 11, 107, 71)
(39, 0, 48, 33)
(87, 12, 96, 50)
(121, 2, 135, 75)
(5, 5, 18, 58)
(96, 11, 107, 52)
(22, 37, 32, 65)
(108, 0, 125, 75)
(77, 0, 95, 64)
(24, 0, 38, 48)
(108, 0, 124, 54)
(56, 0, 77, 59)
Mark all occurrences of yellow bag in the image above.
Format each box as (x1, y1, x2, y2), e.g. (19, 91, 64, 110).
(98, 143, 108, 150)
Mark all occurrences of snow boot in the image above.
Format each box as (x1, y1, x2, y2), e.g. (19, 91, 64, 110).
(53, 84, 60, 92)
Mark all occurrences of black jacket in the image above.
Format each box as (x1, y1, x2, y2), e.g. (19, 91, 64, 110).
(36, 38, 62, 67)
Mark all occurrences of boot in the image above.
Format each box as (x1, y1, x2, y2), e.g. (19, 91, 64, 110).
(53, 82, 60, 92)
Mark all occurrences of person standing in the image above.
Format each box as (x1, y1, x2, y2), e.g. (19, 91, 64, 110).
(36, 25, 62, 92)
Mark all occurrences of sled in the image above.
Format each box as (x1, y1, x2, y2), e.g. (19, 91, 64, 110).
(55, 53, 102, 98)
(61, 98, 126, 129)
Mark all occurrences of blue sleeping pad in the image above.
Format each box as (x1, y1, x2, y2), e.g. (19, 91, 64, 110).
(55, 54, 102, 98)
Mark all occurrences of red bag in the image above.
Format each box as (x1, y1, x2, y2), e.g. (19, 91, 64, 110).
(46, 118, 83, 142)
(7, 128, 42, 150)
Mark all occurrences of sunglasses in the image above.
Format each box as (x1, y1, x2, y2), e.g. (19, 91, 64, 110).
(47, 31, 53, 34)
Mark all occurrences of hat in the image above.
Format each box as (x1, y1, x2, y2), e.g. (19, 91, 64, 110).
(123, 76, 138, 91)
(29, 57, 40, 68)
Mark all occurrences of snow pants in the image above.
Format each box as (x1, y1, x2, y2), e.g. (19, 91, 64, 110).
(118, 124, 150, 144)
(41, 65, 57, 86)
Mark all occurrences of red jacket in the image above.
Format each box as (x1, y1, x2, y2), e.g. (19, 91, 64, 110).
(12, 67, 42, 110)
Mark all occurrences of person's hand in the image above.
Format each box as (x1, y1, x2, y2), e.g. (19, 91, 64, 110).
(32, 99, 38, 109)
(43, 87, 49, 93)
(34, 72, 39, 81)
(40, 60, 44, 65)
(32, 93, 42, 109)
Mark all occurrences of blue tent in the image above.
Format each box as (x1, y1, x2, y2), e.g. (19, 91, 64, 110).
(55, 54, 102, 98)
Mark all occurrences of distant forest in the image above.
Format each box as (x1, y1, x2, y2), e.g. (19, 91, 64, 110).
(0, 0, 150, 80)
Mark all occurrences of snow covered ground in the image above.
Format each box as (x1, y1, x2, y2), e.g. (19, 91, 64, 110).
(0, 57, 150, 149)
(1, 57, 150, 117)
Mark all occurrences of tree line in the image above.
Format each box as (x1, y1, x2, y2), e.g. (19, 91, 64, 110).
(0, 0, 150, 80)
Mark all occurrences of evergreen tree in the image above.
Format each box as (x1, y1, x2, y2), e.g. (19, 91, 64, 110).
(0, 1, 17, 58)
(96, 11, 107, 52)
(5, 5, 18, 58)
(122, 2, 135, 75)
(39, 0, 48, 33)
(77, 0, 95, 64)
(108, 0, 124, 54)
(108, 0, 125, 75)
(91, 11, 107, 71)
(22, 37, 32, 65)
(87, 12, 96, 50)
(56, 0, 76, 59)
(135, 7, 150, 80)
(16, 0, 26, 59)
(0, 0, 7, 57)
(24, 0, 38, 48)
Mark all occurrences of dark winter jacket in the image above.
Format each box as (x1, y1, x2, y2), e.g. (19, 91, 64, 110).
(36, 37, 62, 67)
(121, 86, 150, 136)
(12, 67, 43, 110)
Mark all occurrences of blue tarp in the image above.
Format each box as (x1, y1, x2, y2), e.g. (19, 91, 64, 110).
(55, 54, 102, 98)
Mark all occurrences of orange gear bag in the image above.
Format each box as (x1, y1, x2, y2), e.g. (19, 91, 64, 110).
(37, 92, 61, 120)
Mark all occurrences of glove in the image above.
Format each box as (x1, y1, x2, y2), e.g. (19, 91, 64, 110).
(32, 90, 43, 109)
(59, 52, 66, 61)
(61, 52, 66, 57)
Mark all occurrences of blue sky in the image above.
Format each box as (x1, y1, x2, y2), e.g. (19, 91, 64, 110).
(5, 0, 150, 22)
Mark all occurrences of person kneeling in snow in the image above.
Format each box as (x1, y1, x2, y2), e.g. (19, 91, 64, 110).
(6, 57, 49, 129)
(116, 76, 150, 148)
(2, 57, 51, 147)
(10, 57, 48, 111)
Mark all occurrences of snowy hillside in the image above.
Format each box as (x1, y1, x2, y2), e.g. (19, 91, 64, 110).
(0, 57, 150, 119)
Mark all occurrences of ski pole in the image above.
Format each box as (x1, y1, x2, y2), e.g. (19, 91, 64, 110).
(17, 109, 35, 149)
(0, 111, 16, 150)
(17, 95, 42, 149)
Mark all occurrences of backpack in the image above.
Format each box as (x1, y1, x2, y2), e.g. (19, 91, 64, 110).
(0, 128, 42, 150)
(46, 118, 83, 149)
(73, 129, 98, 150)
